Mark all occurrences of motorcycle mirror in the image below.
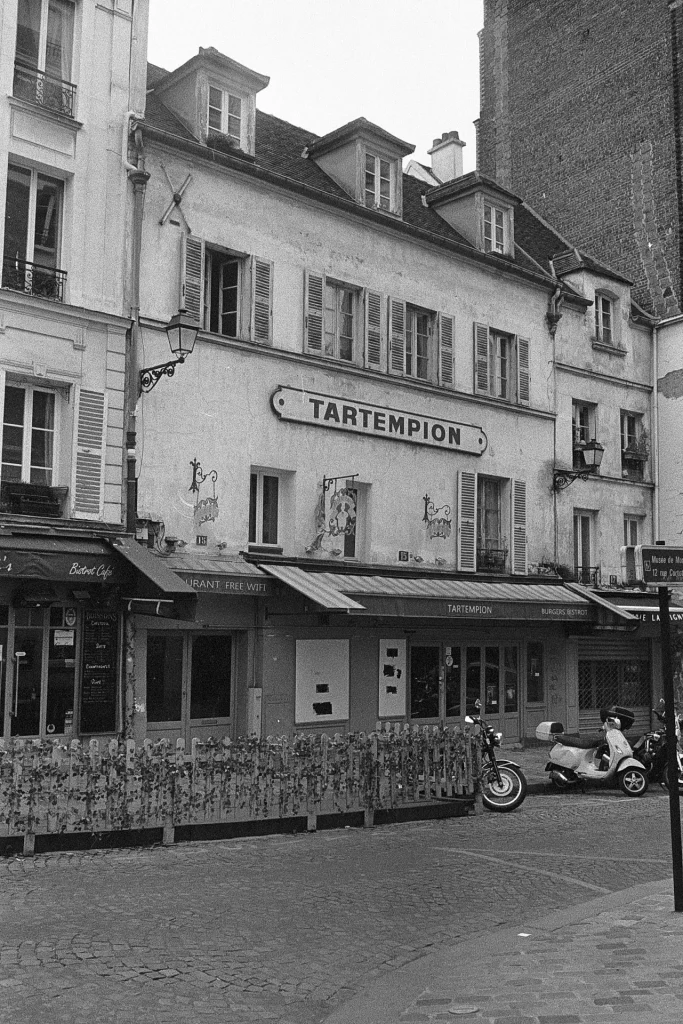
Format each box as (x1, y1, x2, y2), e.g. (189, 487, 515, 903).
(465, 716, 474, 725)
(474, 698, 482, 710)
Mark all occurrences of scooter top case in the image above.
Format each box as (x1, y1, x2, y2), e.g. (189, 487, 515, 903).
(536, 722, 565, 741)
(600, 705, 636, 731)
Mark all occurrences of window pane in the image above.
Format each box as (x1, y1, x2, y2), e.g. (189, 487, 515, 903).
(504, 646, 518, 712)
(16, 0, 41, 67)
(219, 258, 239, 336)
(30, 391, 55, 484)
(3, 165, 31, 266)
(445, 646, 461, 718)
(208, 87, 222, 131)
(261, 474, 279, 544)
(228, 94, 241, 116)
(465, 646, 481, 715)
(190, 635, 231, 719)
(46, 615, 76, 733)
(339, 288, 354, 361)
(2, 386, 25, 478)
(45, 0, 74, 81)
(484, 646, 499, 715)
(146, 634, 183, 722)
(415, 312, 429, 379)
(526, 642, 544, 703)
(11, 625, 44, 736)
(410, 645, 440, 719)
(33, 175, 62, 269)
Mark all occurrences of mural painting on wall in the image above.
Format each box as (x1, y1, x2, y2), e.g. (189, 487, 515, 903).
(423, 493, 452, 540)
(189, 457, 219, 546)
(307, 474, 358, 554)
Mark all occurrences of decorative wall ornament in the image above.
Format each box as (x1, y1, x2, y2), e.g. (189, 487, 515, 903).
(307, 474, 358, 552)
(423, 493, 452, 540)
(189, 458, 219, 536)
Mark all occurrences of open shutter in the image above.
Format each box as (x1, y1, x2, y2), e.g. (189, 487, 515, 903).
(388, 297, 406, 375)
(517, 336, 530, 405)
(364, 289, 384, 369)
(438, 313, 455, 387)
(251, 256, 273, 344)
(304, 271, 324, 352)
(457, 470, 477, 572)
(180, 234, 204, 324)
(473, 322, 490, 395)
(511, 479, 527, 575)
(72, 388, 107, 520)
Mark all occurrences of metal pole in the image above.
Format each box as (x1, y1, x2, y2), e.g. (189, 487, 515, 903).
(658, 583, 683, 911)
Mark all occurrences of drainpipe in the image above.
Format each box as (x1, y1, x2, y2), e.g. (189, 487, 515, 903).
(124, 115, 150, 534)
(652, 320, 660, 541)
(546, 283, 564, 564)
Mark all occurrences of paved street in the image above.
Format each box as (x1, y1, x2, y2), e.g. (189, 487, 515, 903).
(0, 790, 677, 1024)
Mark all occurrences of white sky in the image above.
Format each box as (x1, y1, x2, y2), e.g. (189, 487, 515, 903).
(147, 0, 484, 169)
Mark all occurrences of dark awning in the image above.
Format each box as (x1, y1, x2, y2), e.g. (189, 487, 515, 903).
(0, 535, 118, 582)
(108, 537, 196, 597)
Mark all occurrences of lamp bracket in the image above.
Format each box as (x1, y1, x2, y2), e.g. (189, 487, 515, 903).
(139, 356, 185, 394)
(552, 468, 597, 491)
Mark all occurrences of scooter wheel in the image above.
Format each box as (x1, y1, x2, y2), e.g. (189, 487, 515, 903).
(481, 765, 528, 812)
(662, 765, 683, 794)
(618, 766, 648, 796)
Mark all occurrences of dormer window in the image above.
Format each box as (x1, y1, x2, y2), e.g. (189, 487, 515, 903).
(484, 203, 505, 254)
(208, 86, 243, 146)
(365, 154, 393, 211)
(595, 293, 613, 345)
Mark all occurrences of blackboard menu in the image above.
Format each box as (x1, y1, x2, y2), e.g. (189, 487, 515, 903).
(80, 611, 118, 733)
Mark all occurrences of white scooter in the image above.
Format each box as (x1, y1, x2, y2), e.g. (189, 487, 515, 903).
(536, 706, 649, 796)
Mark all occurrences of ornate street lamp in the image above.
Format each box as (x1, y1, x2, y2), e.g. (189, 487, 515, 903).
(139, 309, 199, 393)
(553, 439, 605, 491)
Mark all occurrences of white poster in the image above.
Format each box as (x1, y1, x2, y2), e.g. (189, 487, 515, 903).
(295, 639, 349, 724)
(378, 639, 407, 718)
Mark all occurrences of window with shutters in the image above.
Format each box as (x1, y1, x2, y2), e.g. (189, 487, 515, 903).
(181, 236, 273, 344)
(323, 280, 357, 362)
(458, 471, 527, 575)
(473, 324, 529, 405)
(390, 301, 455, 386)
(477, 477, 506, 572)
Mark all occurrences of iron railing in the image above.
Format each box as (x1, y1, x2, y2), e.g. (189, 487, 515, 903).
(2, 257, 66, 301)
(573, 565, 601, 587)
(13, 62, 76, 118)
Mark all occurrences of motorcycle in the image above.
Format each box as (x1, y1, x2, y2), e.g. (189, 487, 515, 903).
(536, 705, 649, 796)
(466, 699, 528, 812)
(632, 700, 683, 792)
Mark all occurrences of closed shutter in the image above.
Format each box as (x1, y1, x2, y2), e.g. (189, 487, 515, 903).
(389, 298, 406, 374)
(438, 313, 455, 387)
(72, 388, 107, 520)
(181, 234, 204, 323)
(511, 479, 527, 575)
(517, 336, 530, 405)
(251, 256, 273, 344)
(364, 289, 384, 369)
(473, 322, 490, 395)
(457, 470, 477, 572)
(304, 271, 324, 352)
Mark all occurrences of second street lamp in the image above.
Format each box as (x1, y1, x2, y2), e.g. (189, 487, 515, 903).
(139, 309, 199, 393)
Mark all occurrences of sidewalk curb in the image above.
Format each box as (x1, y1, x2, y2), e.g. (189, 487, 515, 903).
(324, 877, 675, 1024)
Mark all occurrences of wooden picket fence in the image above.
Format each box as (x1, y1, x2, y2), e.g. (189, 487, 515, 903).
(0, 724, 478, 854)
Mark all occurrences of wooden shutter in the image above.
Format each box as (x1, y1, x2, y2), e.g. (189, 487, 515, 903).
(388, 297, 406, 375)
(457, 470, 477, 572)
(438, 313, 455, 387)
(181, 234, 204, 323)
(511, 479, 528, 575)
(304, 271, 324, 352)
(251, 256, 273, 344)
(517, 336, 530, 405)
(72, 388, 107, 520)
(364, 289, 384, 369)
(473, 322, 490, 395)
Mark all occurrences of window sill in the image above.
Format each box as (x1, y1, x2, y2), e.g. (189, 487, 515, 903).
(247, 544, 283, 555)
(591, 339, 626, 356)
(8, 95, 82, 132)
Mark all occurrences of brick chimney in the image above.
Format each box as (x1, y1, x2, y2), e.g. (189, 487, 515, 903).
(428, 131, 466, 183)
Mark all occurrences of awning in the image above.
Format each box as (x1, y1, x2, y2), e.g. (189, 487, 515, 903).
(160, 552, 275, 596)
(615, 605, 683, 623)
(0, 535, 118, 583)
(108, 537, 196, 597)
(258, 566, 638, 626)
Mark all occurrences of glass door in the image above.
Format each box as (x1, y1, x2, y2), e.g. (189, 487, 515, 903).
(146, 631, 233, 743)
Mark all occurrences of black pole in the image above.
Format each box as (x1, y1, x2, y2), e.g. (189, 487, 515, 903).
(658, 583, 683, 912)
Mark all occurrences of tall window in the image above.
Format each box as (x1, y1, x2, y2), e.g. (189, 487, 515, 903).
(484, 203, 506, 253)
(324, 282, 356, 361)
(14, 0, 75, 115)
(405, 307, 432, 380)
(595, 293, 613, 345)
(477, 477, 505, 571)
(624, 515, 640, 547)
(365, 153, 392, 210)
(208, 87, 242, 145)
(1, 384, 55, 485)
(249, 471, 280, 547)
(572, 400, 596, 469)
(573, 511, 595, 585)
(473, 325, 529, 405)
(204, 249, 241, 336)
(621, 411, 646, 481)
(2, 164, 64, 299)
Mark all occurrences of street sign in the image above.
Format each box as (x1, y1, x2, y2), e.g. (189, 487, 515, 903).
(634, 545, 683, 585)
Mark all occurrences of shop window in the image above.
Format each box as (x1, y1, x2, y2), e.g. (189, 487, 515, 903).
(578, 658, 650, 711)
(410, 645, 440, 719)
(526, 642, 544, 703)
(2, 163, 66, 300)
(146, 633, 183, 722)
(190, 635, 231, 719)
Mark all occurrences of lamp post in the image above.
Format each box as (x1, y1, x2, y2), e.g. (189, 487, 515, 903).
(553, 439, 605, 490)
(139, 309, 199, 393)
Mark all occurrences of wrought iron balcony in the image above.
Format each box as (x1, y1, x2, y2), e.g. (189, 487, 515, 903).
(2, 257, 66, 301)
(13, 62, 76, 118)
(573, 565, 601, 587)
(477, 546, 508, 573)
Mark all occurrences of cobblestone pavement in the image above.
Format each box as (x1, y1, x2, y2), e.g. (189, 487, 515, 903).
(0, 790, 676, 1024)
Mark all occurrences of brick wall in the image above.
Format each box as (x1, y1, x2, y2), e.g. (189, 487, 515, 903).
(479, 0, 680, 315)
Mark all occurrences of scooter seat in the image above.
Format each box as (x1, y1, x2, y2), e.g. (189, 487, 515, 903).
(553, 733, 598, 749)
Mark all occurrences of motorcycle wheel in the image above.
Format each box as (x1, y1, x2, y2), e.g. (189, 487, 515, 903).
(618, 766, 648, 796)
(662, 764, 683, 794)
(481, 764, 528, 812)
